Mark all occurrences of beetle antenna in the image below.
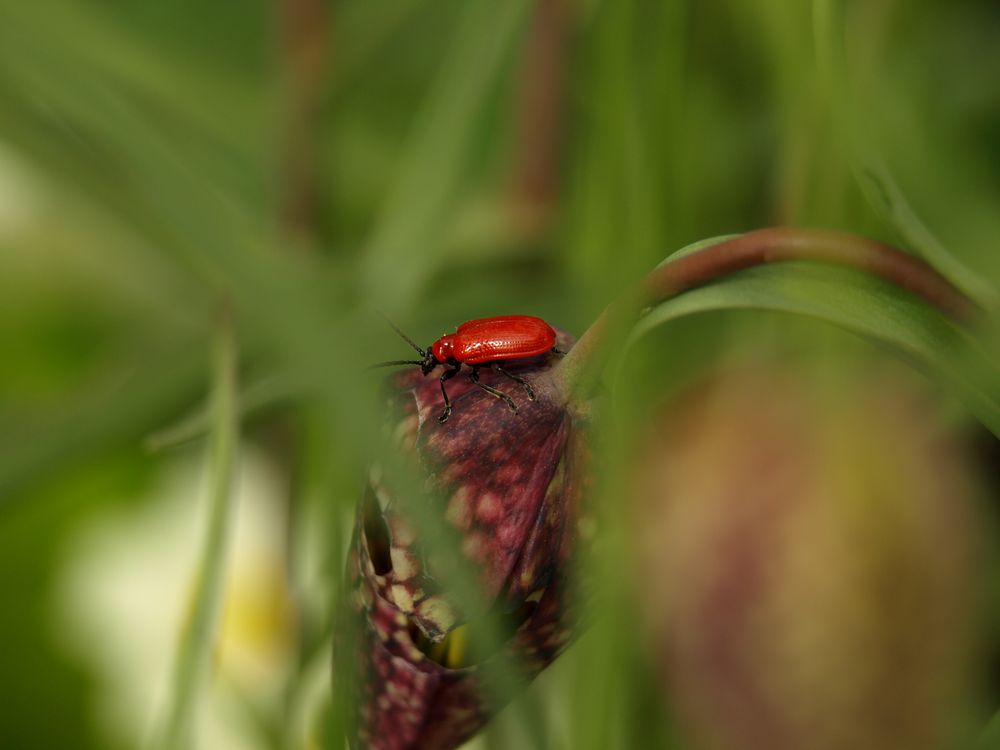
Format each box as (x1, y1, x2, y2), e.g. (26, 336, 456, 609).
(367, 359, 425, 370)
(376, 310, 426, 356)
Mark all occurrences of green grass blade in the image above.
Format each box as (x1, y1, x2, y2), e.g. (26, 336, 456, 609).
(812, 0, 998, 309)
(0, 342, 205, 509)
(361, 0, 530, 309)
(149, 306, 239, 750)
(626, 252, 1000, 436)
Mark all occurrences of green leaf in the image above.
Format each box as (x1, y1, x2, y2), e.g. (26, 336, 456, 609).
(977, 710, 1000, 750)
(812, 0, 999, 310)
(626, 239, 1000, 435)
(149, 306, 239, 750)
(360, 0, 530, 310)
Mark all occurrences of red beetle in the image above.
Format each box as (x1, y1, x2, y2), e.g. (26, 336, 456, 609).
(376, 315, 561, 422)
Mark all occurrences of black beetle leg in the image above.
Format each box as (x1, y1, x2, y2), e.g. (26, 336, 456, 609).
(437, 364, 461, 423)
(470, 366, 518, 413)
(492, 363, 536, 401)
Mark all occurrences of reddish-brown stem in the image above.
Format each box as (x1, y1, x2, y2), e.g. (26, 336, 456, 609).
(554, 227, 977, 404)
(506, 0, 572, 234)
(278, 0, 330, 246)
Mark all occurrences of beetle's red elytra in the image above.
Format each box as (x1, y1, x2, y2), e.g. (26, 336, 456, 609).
(431, 315, 557, 365)
(375, 314, 562, 423)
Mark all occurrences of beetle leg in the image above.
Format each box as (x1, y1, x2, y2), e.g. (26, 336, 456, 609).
(437, 364, 461, 423)
(491, 363, 536, 401)
(469, 366, 518, 413)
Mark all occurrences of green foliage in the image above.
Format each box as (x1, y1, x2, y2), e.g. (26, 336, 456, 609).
(0, 0, 998, 748)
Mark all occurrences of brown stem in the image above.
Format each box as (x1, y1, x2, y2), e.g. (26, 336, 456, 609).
(278, 0, 331, 246)
(554, 227, 978, 404)
(505, 0, 572, 236)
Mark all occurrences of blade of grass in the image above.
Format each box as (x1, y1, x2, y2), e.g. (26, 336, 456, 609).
(625, 261, 1000, 435)
(0, 340, 206, 509)
(360, 0, 530, 310)
(146, 371, 308, 452)
(0, 0, 262, 167)
(148, 304, 239, 750)
(328, 0, 421, 92)
(564, 0, 664, 301)
(812, 0, 998, 310)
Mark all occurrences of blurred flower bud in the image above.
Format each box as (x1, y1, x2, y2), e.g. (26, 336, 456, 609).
(336, 330, 590, 750)
(632, 364, 982, 750)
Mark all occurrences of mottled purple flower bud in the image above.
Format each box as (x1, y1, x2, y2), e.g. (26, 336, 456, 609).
(632, 364, 982, 750)
(337, 329, 590, 750)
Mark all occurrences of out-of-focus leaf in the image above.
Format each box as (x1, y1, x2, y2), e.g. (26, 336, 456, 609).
(813, 0, 999, 309)
(0, 342, 206, 509)
(360, 0, 530, 310)
(627, 240, 1000, 436)
(979, 710, 1000, 750)
(150, 308, 239, 750)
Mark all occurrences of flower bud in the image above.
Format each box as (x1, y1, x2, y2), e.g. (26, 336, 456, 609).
(337, 330, 590, 750)
(632, 364, 982, 750)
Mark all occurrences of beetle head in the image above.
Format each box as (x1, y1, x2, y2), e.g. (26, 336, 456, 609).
(429, 335, 456, 370)
(420, 347, 438, 375)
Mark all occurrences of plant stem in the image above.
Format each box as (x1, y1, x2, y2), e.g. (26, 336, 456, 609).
(150, 303, 239, 750)
(506, 0, 571, 229)
(277, 0, 330, 247)
(554, 227, 977, 404)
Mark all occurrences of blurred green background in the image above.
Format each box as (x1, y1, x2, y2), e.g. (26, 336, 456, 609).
(1, 0, 999, 748)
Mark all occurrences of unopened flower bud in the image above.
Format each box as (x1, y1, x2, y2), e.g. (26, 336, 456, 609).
(337, 329, 590, 750)
(632, 364, 982, 750)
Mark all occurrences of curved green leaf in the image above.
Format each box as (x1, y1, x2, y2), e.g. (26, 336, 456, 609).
(626, 242, 1000, 435)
